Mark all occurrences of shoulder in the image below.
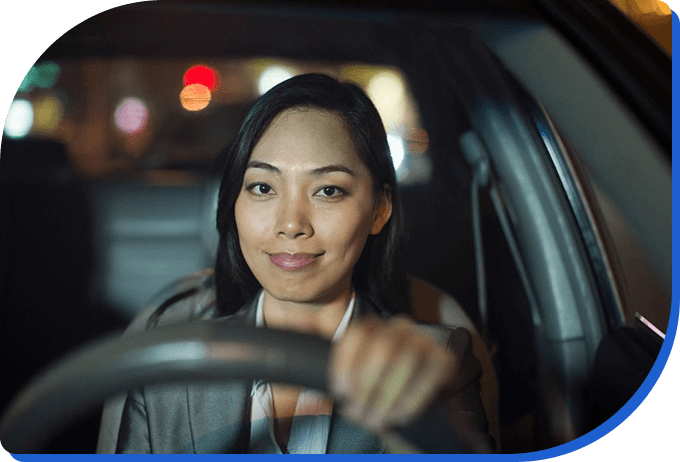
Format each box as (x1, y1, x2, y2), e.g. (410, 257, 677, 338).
(408, 275, 478, 333)
(356, 288, 475, 354)
(124, 270, 257, 335)
(417, 323, 481, 387)
(144, 270, 218, 328)
(417, 323, 474, 353)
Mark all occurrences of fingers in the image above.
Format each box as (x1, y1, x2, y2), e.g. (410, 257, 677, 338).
(329, 316, 456, 433)
(329, 316, 382, 398)
(366, 344, 420, 427)
(374, 327, 454, 428)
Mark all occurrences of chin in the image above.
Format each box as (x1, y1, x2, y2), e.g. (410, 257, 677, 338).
(265, 284, 322, 303)
(263, 279, 346, 305)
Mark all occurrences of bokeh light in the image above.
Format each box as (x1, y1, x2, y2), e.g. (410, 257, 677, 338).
(366, 70, 406, 132)
(18, 67, 38, 93)
(114, 97, 149, 135)
(656, 1, 671, 15)
(33, 95, 63, 134)
(183, 65, 221, 92)
(17, 62, 61, 93)
(4, 99, 34, 139)
(35, 62, 61, 89)
(387, 133, 405, 170)
(406, 128, 430, 155)
(180, 83, 212, 111)
(257, 66, 295, 95)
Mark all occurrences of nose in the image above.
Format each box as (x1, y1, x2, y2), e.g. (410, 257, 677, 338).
(276, 195, 314, 239)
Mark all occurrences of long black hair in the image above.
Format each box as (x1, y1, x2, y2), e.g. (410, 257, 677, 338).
(215, 73, 409, 316)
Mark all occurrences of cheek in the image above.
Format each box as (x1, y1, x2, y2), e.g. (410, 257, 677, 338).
(234, 196, 268, 248)
(321, 203, 375, 253)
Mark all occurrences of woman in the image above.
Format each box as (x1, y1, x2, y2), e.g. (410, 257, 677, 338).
(115, 74, 493, 453)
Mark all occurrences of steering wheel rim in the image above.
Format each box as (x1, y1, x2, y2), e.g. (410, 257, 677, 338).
(0, 322, 473, 454)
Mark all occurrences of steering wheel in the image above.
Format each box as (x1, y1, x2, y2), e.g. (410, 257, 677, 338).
(0, 322, 475, 454)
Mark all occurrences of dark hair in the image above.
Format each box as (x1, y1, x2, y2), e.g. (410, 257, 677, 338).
(215, 73, 409, 316)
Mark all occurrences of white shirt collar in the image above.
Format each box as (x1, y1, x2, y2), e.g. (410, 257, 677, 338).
(254, 289, 356, 342)
(249, 289, 356, 454)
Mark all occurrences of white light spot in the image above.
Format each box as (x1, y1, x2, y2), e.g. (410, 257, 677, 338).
(387, 134, 405, 170)
(4, 99, 34, 139)
(366, 71, 406, 132)
(258, 66, 294, 95)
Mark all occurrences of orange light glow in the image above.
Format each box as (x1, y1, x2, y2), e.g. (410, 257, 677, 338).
(406, 128, 430, 155)
(180, 83, 212, 111)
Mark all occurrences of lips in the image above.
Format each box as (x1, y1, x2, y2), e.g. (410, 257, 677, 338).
(268, 252, 320, 270)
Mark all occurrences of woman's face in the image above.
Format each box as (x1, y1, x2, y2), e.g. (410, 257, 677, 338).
(234, 108, 392, 305)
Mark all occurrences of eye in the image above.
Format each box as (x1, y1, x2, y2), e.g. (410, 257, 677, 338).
(316, 186, 346, 198)
(247, 183, 274, 196)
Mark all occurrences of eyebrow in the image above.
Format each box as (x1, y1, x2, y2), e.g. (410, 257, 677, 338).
(246, 161, 355, 177)
(246, 160, 280, 174)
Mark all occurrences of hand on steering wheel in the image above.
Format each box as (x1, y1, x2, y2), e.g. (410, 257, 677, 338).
(0, 322, 484, 453)
(329, 315, 457, 434)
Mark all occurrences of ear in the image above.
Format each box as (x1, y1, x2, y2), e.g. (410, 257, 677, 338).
(370, 185, 393, 235)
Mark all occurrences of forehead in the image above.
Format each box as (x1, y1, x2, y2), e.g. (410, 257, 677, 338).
(250, 108, 366, 172)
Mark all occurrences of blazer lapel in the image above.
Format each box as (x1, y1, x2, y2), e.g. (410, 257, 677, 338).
(187, 298, 258, 453)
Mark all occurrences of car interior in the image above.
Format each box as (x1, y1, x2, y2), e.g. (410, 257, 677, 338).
(0, 0, 671, 454)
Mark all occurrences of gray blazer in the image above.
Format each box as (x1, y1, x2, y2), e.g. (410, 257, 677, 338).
(106, 273, 493, 453)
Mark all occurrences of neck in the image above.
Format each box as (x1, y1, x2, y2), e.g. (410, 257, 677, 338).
(262, 289, 353, 340)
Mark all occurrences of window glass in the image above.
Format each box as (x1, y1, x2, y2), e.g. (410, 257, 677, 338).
(6, 58, 432, 185)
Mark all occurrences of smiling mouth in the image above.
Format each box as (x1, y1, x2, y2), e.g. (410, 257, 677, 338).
(268, 252, 321, 271)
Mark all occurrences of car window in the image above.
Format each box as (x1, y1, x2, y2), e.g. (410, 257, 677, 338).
(4, 58, 430, 184)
